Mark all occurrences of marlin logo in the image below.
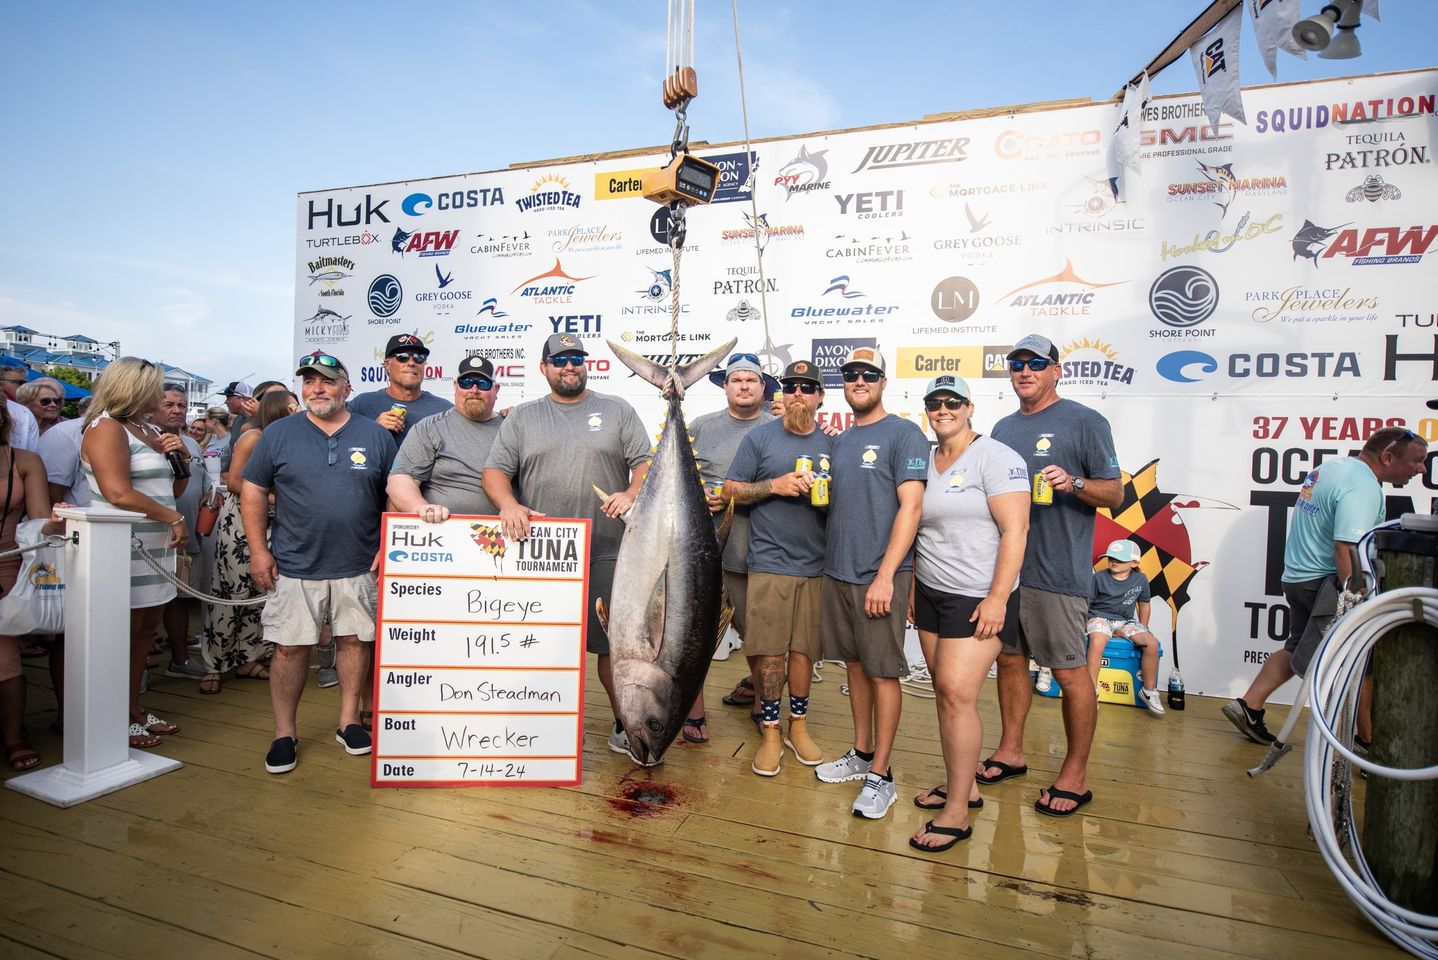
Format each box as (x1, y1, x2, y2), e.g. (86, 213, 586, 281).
(742, 211, 771, 254)
(638, 266, 673, 302)
(435, 264, 454, 288)
(476, 298, 509, 318)
(302, 306, 351, 324)
(823, 275, 866, 299)
(1197, 161, 1239, 218)
(308, 269, 352, 286)
(1291, 219, 1348, 267)
(391, 227, 414, 254)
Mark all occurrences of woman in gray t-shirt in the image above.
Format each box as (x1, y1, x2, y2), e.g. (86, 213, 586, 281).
(907, 375, 1029, 853)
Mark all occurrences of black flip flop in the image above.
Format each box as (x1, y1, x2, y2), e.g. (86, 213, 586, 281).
(1034, 786, 1093, 818)
(914, 786, 984, 810)
(681, 716, 709, 744)
(908, 820, 972, 853)
(975, 757, 1028, 785)
(722, 676, 755, 706)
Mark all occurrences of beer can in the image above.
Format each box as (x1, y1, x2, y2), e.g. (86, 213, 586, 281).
(706, 480, 725, 499)
(795, 455, 814, 475)
(1032, 472, 1053, 506)
(390, 402, 409, 423)
(810, 474, 830, 507)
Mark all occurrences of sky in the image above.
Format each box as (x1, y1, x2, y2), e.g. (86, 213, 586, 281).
(2, 0, 1434, 399)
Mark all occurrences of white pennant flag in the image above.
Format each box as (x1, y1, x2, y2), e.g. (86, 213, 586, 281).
(1365, 0, 1379, 21)
(1190, 6, 1246, 128)
(1249, 0, 1306, 79)
(1108, 71, 1150, 199)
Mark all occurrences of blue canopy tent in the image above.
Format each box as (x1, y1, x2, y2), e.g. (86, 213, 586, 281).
(0, 355, 92, 399)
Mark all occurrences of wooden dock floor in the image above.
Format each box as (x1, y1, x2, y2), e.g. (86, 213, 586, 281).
(0, 653, 1401, 960)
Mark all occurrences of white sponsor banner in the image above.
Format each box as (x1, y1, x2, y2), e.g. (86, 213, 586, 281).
(302, 70, 1438, 705)
(1190, 5, 1247, 128)
(372, 516, 591, 787)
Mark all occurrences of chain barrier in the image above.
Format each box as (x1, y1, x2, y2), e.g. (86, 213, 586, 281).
(130, 535, 268, 607)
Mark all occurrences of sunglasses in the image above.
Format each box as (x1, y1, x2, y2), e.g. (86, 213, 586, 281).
(727, 353, 760, 366)
(546, 354, 586, 368)
(1008, 357, 1054, 372)
(298, 352, 342, 368)
(924, 397, 968, 412)
(390, 351, 429, 365)
(1381, 429, 1420, 455)
(457, 375, 494, 391)
(841, 369, 883, 383)
(326, 436, 339, 467)
(35, 397, 61, 407)
(782, 382, 819, 395)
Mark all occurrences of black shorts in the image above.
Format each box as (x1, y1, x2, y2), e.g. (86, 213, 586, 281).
(913, 579, 1020, 644)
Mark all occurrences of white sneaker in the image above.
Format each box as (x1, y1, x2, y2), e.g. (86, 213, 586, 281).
(1035, 667, 1054, 694)
(607, 725, 631, 756)
(986, 662, 998, 679)
(851, 772, 897, 819)
(1140, 688, 1166, 716)
(815, 747, 871, 783)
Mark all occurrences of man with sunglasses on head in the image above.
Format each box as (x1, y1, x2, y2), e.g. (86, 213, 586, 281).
(242, 351, 397, 775)
(1223, 425, 1428, 745)
(387, 354, 504, 522)
(815, 347, 930, 820)
(349, 333, 452, 444)
(985, 333, 1122, 818)
(483, 333, 652, 758)
(723, 359, 829, 776)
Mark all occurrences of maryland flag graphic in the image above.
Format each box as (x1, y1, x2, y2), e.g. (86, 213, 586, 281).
(469, 523, 507, 574)
(1093, 459, 1232, 669)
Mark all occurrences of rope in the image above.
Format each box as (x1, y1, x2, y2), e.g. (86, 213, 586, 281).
(129, 535, 268, 607)
(0, 534, 74, 561)
(668, 204, 684, 378)
(729, 0, 775, 371)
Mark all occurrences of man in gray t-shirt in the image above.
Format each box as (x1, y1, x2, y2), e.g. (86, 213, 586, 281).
(388, 354, 504, 520)
(984, 333, 1122, 818)
(482, 333, 651, 756)
(689, 353, 775, 730)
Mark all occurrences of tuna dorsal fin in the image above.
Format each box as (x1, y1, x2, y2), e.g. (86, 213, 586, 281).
(643, 571, 666, 660)
(594, 597, 609, 636)
(607, 337, 739, 399)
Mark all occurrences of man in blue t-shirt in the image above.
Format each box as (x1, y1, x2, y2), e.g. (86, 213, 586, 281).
(813, 347, 930, 821)
(242, 351, 397, 775)
(348, 333, 453, 445)
(1223, 426, 1428, 745)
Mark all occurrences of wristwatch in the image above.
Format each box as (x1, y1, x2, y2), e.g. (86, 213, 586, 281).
(1072, 477, 1086, 492)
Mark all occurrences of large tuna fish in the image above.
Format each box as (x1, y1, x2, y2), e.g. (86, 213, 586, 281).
(596, 336, 738, 766)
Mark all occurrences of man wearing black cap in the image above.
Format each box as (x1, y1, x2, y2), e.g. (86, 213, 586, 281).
(388, 354, 504, 521)
(242, 351, 398, 775)
(349, 333, 452, 444)
(723, 359, 830, 776)
(985, 333, 1122, 817)
(688, 352, 778, 738)
(483, 333, 651, 757)
(218, 380, 256, 480)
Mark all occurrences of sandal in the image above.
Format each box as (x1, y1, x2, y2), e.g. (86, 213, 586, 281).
(1034, 786, 1093, 818)
(143, 713, 180, 735)
(975, 757, 1028, 785)
(909, 820, 972, 853)
(681, 716, 710, 744)
(127, 723, 162, 749)
(234, 662, 271, 680)
(913, 786, 985, 811)
(6, 741, 40, 771)
(722, 676, 756, 706)
(198, 673, 221, 695)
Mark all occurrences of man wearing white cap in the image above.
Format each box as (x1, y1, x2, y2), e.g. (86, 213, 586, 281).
(985, 333, 1122, 818)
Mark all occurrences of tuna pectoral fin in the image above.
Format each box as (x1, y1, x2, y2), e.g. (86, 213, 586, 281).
(715, 498, 735, 555)
(642, 573, 666, 660)
(606, 338, 740, 398)
(595, 598, 609, 635)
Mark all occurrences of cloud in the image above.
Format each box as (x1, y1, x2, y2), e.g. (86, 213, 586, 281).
(155, 287, 210, 329)
(743, 64, 842, 134)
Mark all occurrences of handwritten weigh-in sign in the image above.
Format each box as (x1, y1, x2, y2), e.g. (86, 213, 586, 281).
(371, 515, 591, 787)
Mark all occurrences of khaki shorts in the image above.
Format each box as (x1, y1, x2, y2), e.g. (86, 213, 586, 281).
(820, 572, 912, 679)
(723, 569, 749, 638)
(261, 572, 378, 645)
(744, 572, 823, 659)
(1004, 585, 1088, 668)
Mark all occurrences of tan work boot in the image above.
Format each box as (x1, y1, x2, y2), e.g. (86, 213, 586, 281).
(752, 723, 784, 776)
(784, 716, 824, 766)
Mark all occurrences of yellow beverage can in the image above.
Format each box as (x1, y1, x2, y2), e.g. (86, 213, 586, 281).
(1032, 472, 1053, 505)
(795, 456, 814, 475)
(810, 475, 829, 507)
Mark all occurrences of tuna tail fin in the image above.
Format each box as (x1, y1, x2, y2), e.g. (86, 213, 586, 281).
(606, 337, 739, 400)
(595, 597, 609, 635)
(714, 593, 734, 655)
(714, 497, 735, 554)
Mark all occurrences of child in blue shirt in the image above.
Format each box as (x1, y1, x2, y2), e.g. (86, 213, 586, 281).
(1086, 539, 1164, 716)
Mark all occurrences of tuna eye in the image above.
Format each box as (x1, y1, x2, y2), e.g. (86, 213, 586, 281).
(645, 718, 664, 734)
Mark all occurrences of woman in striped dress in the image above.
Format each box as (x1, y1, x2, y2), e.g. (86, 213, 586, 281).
(81, 357, 191, 749)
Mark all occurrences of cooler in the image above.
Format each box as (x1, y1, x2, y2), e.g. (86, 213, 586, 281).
(1032, 636, 1163, 707)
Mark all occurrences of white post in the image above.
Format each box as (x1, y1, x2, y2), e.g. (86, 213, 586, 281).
(6, 506, 182, 807)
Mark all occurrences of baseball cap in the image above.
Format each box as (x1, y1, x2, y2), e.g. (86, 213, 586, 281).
(457, 355, 495, 379)
(542, 333, 587, 358)
(839, 346, 886, 374)
(923, 375, 971, 402)
(295, 351, 349, 381)
(779, 360, 823, 386)
(706, 353, 780, 395)
(385, 333, 427, 358)
(222, 380, 253, 398)
(1006, 334, 1060, 362)
(1103, 539, 1141, 563)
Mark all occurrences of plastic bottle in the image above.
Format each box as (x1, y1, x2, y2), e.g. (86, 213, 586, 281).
(1167, 667, 1186, 710)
